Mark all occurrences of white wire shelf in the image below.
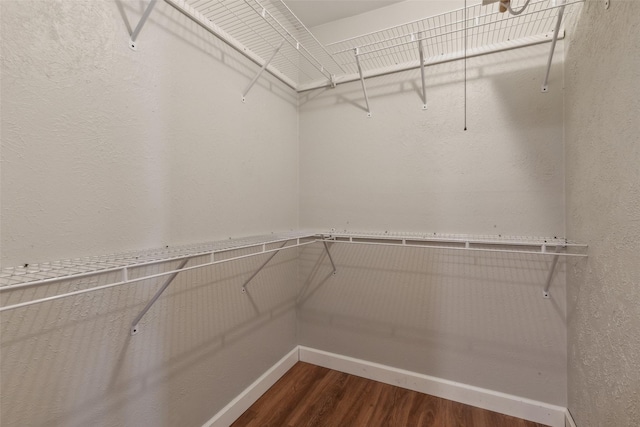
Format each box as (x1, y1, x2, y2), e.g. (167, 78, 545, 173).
(0, 229, 588, 313)
(157, 0, 344, 90)
(131, 0, 582, 94)
(319, 230, 588, 257)
(0, 231, 317, 312)
(326, 0, 582, 82)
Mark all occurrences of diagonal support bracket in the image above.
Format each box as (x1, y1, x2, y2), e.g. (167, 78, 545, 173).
(354, 48, 372, 117)
(243, 39, 285, 102)
(541, 0, 566, 92)
(241, 241, 289, 293)
(129, 0, 159, 50)
(417, 34, 428, 110)
(322, 240, 337, 274)
(542, 246, 563, 298)
(131, 257, 190, 335)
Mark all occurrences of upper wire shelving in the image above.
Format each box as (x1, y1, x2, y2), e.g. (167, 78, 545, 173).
(129, 0, 583, 99)
(328, 0, 581, 78)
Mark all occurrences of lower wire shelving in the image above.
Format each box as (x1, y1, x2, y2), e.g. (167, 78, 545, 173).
(1, 230, 587, 328)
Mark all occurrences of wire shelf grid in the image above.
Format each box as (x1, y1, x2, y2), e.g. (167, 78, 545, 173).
(0, 231, 314, 289)
(183, 0, 343, 87)
(328, 0, 582, 76)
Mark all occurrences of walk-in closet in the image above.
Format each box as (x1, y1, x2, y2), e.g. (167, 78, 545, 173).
(1, 0, 638, 426)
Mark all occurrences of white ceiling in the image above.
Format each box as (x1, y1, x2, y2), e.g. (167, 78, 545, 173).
(284, 0, 406, 28)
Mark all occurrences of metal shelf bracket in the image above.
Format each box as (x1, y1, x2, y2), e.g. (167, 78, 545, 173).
(130, 257, 190, 335)
(541, 0, 566, 92)
(354, 49, 372, 117)
(322, 240, 337, 274)
(129, 0, 159, 50)
(417, 34, 428, 110)
(542, 246, 563, 298)
(241, 241, 289, 293)
(242, 39, 285, 102)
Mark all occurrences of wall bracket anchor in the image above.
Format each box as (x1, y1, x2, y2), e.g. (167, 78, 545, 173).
(543, 246, 563, 298)
(322, 240, 337, 274)
(129, 0, 159, 51)
(242, 39, 285, 102)
(240, 240, 289, 293)
(541, 0, 566, 92)
(354, 48, 372, 117)
(131, 256, 190, 335)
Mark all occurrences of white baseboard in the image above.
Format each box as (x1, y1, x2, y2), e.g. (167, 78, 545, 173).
(298, 346, 567, 427)
(202, 346, 299, 427)
(566, 408, 578, 427)
(203, 345, 568, 427)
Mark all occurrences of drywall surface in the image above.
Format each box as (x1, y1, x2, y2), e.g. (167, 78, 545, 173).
(297, 5, 568, 404)
(298, 242, 568, 405)
(564, 1, 640, 426)
(1, 0, 299, 267)
(1, 1, 298, 426)
(298, 47, 566, 237)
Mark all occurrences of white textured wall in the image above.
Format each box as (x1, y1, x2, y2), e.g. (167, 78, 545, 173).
(1, 0, 299, 267)
(298, 6, 568, 404)
(1, 1, 299, 426)
(564, 1, 640, 426)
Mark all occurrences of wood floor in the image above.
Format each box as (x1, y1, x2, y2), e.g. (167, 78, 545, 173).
(231, 362, 550, 427)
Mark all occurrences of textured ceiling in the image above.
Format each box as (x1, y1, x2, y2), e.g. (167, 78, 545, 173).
(284, 0, 405, 28)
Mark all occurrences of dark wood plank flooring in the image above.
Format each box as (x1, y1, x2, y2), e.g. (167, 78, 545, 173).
(231, 362, 550, 427)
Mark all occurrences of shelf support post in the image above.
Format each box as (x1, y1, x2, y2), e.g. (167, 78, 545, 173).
(241, 241, 289, 293)
(131, 257, 190, 335)
(543, 246, 563, 298)
(243, 39, 285, 102)
(322, 240, 337, 274)
(541, 0, 566, 92)
(129, 0, 159, 50)
(417, 33, 428, 110)
(354, 48, 372, 117)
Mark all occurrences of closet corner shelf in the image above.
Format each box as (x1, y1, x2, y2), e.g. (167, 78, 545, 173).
(318, 230, 588, 299)
(0, 231, 319, 320)
(129, 0, 583, 102)
(1, 229, 587, 317)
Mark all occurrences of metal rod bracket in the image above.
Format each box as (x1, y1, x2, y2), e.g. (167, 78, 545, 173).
(541, 2, 566, 92)
(240, 241, 289, 293)
(543, 246, 563, 298)
(243, 39, 285, 102)
(131, 257, 190, 335)
(322, 240, 337, 274)
(354, 49, 372, 117)
(129, 0, 159, 51)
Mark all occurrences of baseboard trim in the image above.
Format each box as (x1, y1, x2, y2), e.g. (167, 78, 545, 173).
(203, 345, 568, 427)
(298, 346, 567, 427)
(202, 346, 299, 427)
(566, 408, 578, 427)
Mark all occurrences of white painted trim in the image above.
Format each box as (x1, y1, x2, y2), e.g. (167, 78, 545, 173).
(566, 408, 578, 427)
(298, 346, 567, 427)
(202, 347, 299, 427)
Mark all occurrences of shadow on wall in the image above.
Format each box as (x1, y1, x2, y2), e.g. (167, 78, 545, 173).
(0, 249, 299, 427)
(297, 241, 569, 403)
(115, 0, 298, 106)
(298, 43, 559, 123)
